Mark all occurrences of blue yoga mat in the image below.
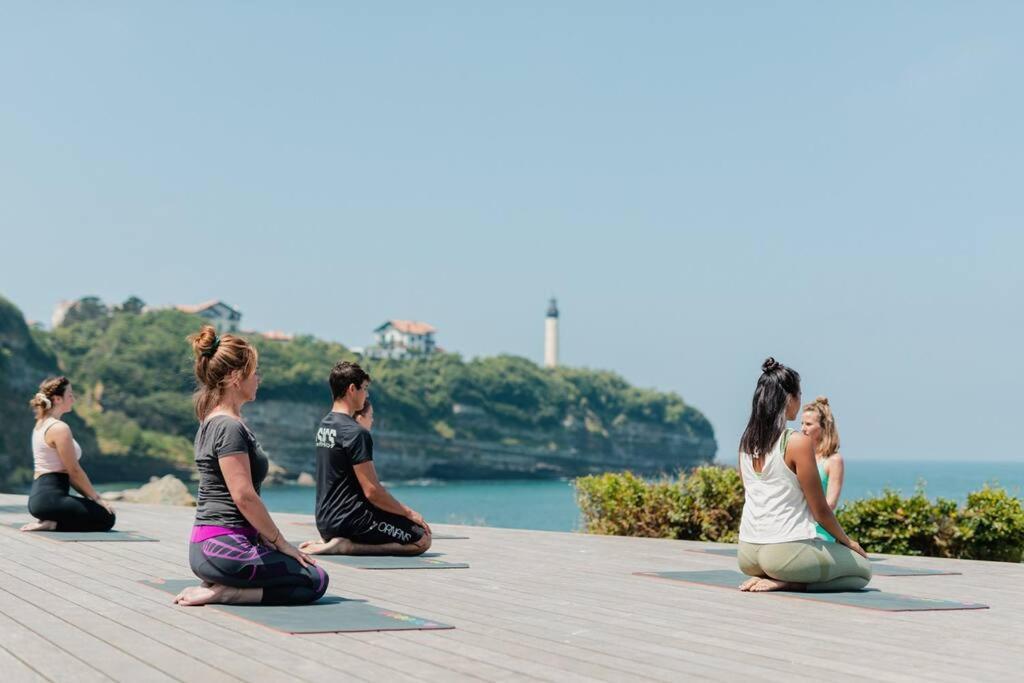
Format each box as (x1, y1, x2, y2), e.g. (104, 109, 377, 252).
(5, 522, 157, 542)
(637, 569, 987, 612)
(142, 579, 454, 633)
(686, 546, 959, 576)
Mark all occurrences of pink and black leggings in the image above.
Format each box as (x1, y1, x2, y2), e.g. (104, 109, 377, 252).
(188, 525, 329, 605)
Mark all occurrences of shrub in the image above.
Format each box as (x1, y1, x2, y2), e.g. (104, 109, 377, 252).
(576, 470, 1024, 562)
(955, 487, 1024, 562)
(575, 472, 682, 538)
(678, 466, 744, 542)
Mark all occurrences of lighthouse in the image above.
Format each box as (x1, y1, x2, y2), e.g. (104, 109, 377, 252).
(544, 297, 559, 368)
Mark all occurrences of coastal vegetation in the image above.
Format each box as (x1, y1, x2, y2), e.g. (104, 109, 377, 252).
(0, 294, 715, 489)
(575, 470, 1024, 562)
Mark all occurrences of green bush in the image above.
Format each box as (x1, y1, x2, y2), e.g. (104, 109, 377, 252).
(956, 487, 1024, 562)
(575, 472, 682, 538)
(678, 466, 745, 543)
(575, 470, 1024, 562)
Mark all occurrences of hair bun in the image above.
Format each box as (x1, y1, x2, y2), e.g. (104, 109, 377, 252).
(816, 396, 829, 406)
(761, 357, 778, 373)
(189, 325, 220, 360)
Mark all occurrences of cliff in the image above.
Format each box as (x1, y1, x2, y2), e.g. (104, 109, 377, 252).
(244, 399, 716, 480)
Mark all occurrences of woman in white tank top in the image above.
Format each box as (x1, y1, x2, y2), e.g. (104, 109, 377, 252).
(23, 376, 116, 532)
(736, 358, 870, 592)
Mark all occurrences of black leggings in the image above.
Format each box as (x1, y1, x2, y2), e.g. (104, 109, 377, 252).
(28, 473, 115, 532)
(189, 529, 329, 605)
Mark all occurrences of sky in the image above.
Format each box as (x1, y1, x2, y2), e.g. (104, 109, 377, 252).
(2, 3, 1021, 462)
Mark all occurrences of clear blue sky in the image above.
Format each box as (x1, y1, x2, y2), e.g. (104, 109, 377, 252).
(2, 3, 1021, 462)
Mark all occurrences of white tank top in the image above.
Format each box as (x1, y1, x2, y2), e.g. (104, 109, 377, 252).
(738, 429, 818, 544)
(32, 418, 82, 475)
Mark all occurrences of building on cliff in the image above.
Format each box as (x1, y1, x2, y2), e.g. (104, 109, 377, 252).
(174, 300, 242, 333)
(365, 320, 438, 359)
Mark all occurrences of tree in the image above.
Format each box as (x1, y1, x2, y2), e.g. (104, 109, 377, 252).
(62, 296, 109, 326)
(116, 296, 146, 315)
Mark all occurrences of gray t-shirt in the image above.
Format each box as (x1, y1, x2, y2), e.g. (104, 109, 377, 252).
(193, 415, 269, 527)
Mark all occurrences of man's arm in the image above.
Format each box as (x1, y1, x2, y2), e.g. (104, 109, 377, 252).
(353, 461, 430, 532)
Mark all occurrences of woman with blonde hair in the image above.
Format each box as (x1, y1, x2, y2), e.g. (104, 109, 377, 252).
(173, 326, 328, 607)
(23, 376, 116, 532)
(801, 396, 844, 543)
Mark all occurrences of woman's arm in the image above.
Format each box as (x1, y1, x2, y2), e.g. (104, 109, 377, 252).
(220, 453, 314, 566)
(47, 423, 103, 503)
(824, 454, 845, 510)
(786, 433, 865, 556)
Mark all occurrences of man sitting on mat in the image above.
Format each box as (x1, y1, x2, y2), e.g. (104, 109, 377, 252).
(301, 361, 432, 556)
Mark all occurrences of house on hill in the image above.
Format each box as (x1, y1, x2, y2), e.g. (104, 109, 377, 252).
(175, 300, 242, 333)
(366, 320, 437, 359)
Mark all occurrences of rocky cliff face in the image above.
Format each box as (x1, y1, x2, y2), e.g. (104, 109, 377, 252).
(244, 399, 717, 480)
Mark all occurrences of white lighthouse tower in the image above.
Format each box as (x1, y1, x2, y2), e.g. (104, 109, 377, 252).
(544, 297, 559, 369)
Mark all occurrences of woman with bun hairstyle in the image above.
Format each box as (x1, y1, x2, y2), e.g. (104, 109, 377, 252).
(23, 376, 116, 532)
(173, 326, 328, 607)
(801, 396, 844, 542)
(736, 358, 871, 592)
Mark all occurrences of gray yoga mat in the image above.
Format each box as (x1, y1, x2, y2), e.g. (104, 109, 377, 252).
(142, 579, 453, 633)
(0, 504, 28, 513)
(315, 552, 469, 570)
(5, 522, 157, 542)
(289, 521, 469, 540)
(638, 569, 987, 611)
(686, 546, 959, 576)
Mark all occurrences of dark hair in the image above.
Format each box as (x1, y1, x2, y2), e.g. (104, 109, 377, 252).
(188, 325, 258, 420)
(353, 398, 372, 419)
(329, 361, 371, 401)
(29, 376, 71, 419)
(738, 357, 801, 458)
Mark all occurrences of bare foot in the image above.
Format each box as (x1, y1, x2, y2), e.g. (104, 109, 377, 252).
(749, 578, 803, 592)
(738, 576, 761, 591)
(300, 536, 354, 555)
(21, 520, 57, 532)
(173, 583, 261, 606)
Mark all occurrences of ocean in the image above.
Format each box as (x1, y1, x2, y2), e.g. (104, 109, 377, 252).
(259, 460, 1024, 533)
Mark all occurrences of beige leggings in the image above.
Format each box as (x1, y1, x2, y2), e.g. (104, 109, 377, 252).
(738, 539, 872, 591)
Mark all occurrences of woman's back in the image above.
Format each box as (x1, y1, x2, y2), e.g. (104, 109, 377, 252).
(738, 429, 818, 544)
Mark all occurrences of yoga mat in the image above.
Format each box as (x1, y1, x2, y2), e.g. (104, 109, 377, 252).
(289, 521, 468, 540)
(315, 553, 469, 570)
(685, 546, 958, 576)
(637, 570, 987, 612)
(0, 504, 28, 513)
(687, 546, 886, 561)
(142, 579, 453, 633)
(5, 522, 157, 542)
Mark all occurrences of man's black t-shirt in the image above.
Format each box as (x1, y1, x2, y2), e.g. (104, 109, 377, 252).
(314, 411, 374, 538)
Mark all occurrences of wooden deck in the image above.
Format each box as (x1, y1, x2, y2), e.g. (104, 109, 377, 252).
(0, 492, 1021, 682)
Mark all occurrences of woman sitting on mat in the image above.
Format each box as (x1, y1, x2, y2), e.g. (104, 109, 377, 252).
(22, 376, 116, 532)
(801, 396, 844, 543)
(737, 358, 871, 592)
(173, 326, 328, 607)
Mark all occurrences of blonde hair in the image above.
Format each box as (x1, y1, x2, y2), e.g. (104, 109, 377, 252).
(29, 376, 70, 420)
(188, 326, 258, 420)
(802, 395, 840, 458)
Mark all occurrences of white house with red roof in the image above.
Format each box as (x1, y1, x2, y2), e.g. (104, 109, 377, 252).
(367, 319, 437, 359)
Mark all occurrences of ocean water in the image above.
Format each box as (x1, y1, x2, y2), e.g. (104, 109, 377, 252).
(258, 460, 1024, 533)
